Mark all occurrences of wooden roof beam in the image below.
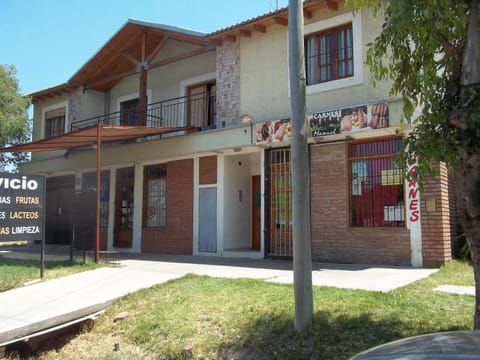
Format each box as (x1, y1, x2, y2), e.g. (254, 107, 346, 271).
(273, 16, 288, 26)
(238, 29, 252, 38)
(224, 34, 237, 42)
(326, 0, 339, 10)
(209, 38, 223, 46)
(149, 45, 215, 69)
(146, 35, 169, 63)
(252, 24, 266, 33)
(303, 9, 312, 19)
(119, 51, 140, 66)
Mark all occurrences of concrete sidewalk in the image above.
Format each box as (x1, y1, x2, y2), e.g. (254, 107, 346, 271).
(0, 249, 438, 347)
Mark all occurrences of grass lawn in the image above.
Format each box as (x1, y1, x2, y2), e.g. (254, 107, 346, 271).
(0, 257, 105, 292)
(29, 260, 475, 360)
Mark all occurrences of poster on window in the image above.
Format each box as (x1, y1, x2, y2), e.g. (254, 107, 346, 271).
(309, 102, 389, 138)
(255, 119, 292, 144)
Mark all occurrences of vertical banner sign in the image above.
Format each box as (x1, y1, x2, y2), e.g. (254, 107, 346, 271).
(406, 155, 422, 267)
(0, 173, 45, 242)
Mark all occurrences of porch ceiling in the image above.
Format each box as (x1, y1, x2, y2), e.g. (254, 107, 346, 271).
(69, 20, 211, 93)
(31, 20, 211, 102)
(0, 125, 195, 153)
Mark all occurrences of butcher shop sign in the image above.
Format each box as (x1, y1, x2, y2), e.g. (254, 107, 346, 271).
(309, 102, 389, 138)
(0, 173, 45, 242)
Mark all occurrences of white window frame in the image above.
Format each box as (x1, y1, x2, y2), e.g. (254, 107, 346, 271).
(41, 101, 69, 139)
(304, 12, 364, 94)
(179, 72, 216, 127)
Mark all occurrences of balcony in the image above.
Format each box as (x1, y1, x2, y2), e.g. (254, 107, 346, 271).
(71, 92, 216, 134)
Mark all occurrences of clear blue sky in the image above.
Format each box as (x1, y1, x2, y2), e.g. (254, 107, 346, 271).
(1, 0, 288, 95)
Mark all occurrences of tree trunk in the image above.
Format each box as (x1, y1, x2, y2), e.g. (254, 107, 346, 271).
(457, 0, 480, 329)
(288, 0, 314, 332)
(455, 155, 480, 328)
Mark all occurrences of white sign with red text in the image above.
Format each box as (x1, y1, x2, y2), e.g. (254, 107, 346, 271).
(406, 155, 422, 267)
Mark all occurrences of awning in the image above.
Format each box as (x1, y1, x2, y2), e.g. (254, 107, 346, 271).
(0, 125, 195, 153)
(0, 124, 195, 264)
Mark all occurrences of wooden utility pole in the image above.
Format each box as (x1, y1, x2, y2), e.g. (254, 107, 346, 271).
(288, 0, 313, 332)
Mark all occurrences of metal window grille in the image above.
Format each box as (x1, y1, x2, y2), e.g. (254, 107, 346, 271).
(145, 165, 167, 227)
(269, 149, 292, 256)
(45, 108, 66, 138)
(349, 139, 405, 227)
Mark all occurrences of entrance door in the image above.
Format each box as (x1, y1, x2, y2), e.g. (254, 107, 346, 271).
(114, 167, 134, 248)
(198, 187, 217, 252)
(268, 149, 292, 257)
(252, 175, 261, 250)
(45, 176, 75, 245)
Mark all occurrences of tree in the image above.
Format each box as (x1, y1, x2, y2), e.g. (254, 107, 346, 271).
(0, 64, 31, 172)
(288, 0, 314, 332)
(351, 0, 480, 327)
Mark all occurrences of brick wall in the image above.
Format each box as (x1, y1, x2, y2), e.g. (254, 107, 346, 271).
(199, 155, 217, 185)
(216, 41, 240, 127)
(420, 162, 452, 266)
(310, 142, 411, 265)
(142, 159, 193, 254)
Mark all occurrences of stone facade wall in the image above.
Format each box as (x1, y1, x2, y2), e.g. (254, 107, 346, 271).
(216, 41, 240, 128)
(68, 88, 82, 125)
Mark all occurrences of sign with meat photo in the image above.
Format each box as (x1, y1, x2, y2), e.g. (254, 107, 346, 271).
(255, 119, 292, 144)
(309, 102, 389, 138)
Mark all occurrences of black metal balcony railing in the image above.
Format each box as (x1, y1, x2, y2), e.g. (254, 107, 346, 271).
(71, 92, 216, 132)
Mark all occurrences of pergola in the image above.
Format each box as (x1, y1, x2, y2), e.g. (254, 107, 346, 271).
(0, 125, 194, 262)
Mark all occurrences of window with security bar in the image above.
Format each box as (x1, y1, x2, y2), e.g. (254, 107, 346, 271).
(269, 149, 292, 257)
(305, 23, 354, 85)
(144, 164, 167, 227)
(45, 107, 66, 138)
(349, 138, 405, 227)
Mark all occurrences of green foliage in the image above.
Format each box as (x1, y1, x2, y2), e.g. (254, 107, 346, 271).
(357, 0, 475, 181)
(0, 64, 31, 172)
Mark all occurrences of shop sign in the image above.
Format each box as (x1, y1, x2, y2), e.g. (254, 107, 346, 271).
(406, 155, 420, 222)
(255, 119, 292, 144)
(0, 173, 45, 242)
(309, 102, 389, 138)
(253, 102, 390, 144)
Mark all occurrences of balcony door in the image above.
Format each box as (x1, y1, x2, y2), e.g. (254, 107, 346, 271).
(120, 98, 139, 126)
(187, 82, 216, 129)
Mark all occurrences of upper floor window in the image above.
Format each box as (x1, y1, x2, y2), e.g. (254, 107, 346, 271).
(305, 23, 353, 85)
(45, 107, 66, 138)
(303, 12, 363, 94)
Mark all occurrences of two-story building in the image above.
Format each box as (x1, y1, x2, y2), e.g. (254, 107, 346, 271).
(6, 0, 455, 267)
